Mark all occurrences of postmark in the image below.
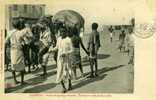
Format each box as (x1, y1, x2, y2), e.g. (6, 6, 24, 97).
(135, 23, 156, 39)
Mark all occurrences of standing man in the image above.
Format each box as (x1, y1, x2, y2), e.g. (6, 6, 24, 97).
(87, 23, 101, 78)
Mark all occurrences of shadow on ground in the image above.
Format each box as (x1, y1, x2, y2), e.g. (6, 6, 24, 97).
(81, 54, 110, 67)
(72, 65, 124, 91)
(72, 74, 107, 90)
(97, 54, 110, 59)
(5, 64, 57, 80)
(5, 70, 57, 93)
(5, 54, 110, 80)
(24, 83, 56, 93)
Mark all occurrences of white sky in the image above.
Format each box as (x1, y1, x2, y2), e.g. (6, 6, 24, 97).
(45, 0, 135, 31)
(44, 0, 156, 31)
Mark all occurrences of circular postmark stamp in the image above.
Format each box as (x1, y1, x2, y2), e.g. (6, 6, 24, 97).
(135, 23, 156, 39)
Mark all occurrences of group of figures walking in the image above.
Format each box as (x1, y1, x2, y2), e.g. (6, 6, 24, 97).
(5, 14, 102, 93)
(108, 25, 134, 65)
(5, 10, 134, 93)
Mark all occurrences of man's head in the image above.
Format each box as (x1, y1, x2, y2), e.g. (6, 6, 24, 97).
(12, 18, 25, 30)
(92, 22, 98, 30)
(128, 27, 134, 34)
(59, 27, 67, 38)
(122, 30, 125, 34)
(72, 27, 79, 36)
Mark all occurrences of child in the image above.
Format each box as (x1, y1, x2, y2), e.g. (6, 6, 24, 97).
(22, 22, 33, 73)
(87, 23, 101, 78)
(38, 21, 52, 76)
(30, 24, 41, 70)
(49, 27, 73, 93)
(70, 27, 89, 79)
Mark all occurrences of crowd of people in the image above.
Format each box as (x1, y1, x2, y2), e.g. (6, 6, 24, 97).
(5, 16, 134, 93)
(5, 17, 102, 93)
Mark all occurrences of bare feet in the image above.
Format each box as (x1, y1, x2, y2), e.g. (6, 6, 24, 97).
(68, 86, 72, 91)
(88, 74, 95, 78)
(40, 73, 48, 77)
(20, 81, 29, 85)
(95, 73, 98, 77)
(14, 80, 20, 84)
(62, 88, 67, 93)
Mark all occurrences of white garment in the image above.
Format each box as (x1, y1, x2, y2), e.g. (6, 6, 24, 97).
(10, 29, 28, 71)
(80, 31, 84, 38)
(22, 27, 33, 44)
(126, 33, 134, 47)
(40, 29, 52, 47)
(128, 34, 134, 47)
(110, 32, 113, 37)
(51, 37, 73, 83)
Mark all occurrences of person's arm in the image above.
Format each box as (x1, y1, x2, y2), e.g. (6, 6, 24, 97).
(47, 31, 52, 47)
(5, 37, 10, 47)
(51, 34, 57, 47)
(87, 34, 90, 49)
(49, 46, 58, 52)
(98, 32, 101, 48)
(48, 37, 59, 52)
(80, 37, 89, 55)
(22, 28, 33, 45)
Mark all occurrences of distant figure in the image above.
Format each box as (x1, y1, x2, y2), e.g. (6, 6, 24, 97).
(109, 29, 113, 43)
(87, 23, 101, 78)
(119, 30, 126, 52)
(49, 27, 74, 93)
(127, 28, 134, 65)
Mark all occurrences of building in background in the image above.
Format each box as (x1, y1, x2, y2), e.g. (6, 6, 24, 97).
(5, 4, 46, 30)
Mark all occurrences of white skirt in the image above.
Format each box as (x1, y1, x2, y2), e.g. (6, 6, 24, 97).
(11, 48, 25, 71)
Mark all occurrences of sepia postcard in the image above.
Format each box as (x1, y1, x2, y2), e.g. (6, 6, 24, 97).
(0, 0, 156, 100)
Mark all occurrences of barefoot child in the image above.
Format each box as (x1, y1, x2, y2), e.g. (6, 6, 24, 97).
(87, 23, 101, 78)
(49, 27, 74, 93)
(70, 27, 89, 79)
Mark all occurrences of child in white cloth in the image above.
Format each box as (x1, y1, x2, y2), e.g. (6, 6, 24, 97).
(49, 27, 74, 93)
